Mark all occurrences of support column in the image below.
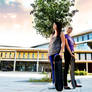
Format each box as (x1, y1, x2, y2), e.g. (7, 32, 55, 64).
(13, 51, 16, 72)
(86, 62, 88, 73)
(36, 51, 39, 72)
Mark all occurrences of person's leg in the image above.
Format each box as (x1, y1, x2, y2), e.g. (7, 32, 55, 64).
(70, 56, 76, 88)
(49, 55, 55, 84)
(64, 53, 71, 87)
(70, 55, 82, 88)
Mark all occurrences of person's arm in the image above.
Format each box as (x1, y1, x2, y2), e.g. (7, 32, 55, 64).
(49, 34, 52, 42)
(65, 39, 75, 57)
(48, 34, 52, 59)
(73, 38, 76, 47)
(59, 32, 65, 58)
(74, 42, 77, 47)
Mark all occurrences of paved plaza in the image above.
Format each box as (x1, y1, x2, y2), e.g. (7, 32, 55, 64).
(0, 72, 92, 92)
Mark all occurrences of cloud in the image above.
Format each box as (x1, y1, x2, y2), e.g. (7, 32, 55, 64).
(0, 0, 33, 31)
(0, 0, 24, 13)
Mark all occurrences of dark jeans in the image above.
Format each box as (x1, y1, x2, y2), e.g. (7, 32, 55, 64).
(64, 50, 75, 86)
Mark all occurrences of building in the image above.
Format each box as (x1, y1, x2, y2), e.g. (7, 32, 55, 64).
(72, 30, 92, 73)
(72, 30, 92, 50)
(0, 47, 50, 72)
(0, 30, 92, 72)
(32, 30, 92, 73)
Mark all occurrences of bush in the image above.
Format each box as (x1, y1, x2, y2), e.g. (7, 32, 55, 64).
(75, 70, 88, 75)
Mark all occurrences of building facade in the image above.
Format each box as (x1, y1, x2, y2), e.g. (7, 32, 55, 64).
(0, 48, 92, 72)
(73, 30, 92, 50)
(0, 30, 92, 72)
(0, 48, 49, 72)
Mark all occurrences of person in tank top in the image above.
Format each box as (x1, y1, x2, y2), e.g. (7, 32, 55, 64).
(48, 22, 65, 89)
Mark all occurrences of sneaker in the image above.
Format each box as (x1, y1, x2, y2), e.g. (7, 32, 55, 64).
(48, 83, 55, 89)
(76, 85, 82, 87)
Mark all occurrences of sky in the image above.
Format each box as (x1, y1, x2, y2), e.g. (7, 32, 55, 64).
(72, 0, 92, 34)
(0, 0, 92, 47)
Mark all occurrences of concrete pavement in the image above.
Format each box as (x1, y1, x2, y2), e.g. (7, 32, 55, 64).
(0, 72, 92, 92)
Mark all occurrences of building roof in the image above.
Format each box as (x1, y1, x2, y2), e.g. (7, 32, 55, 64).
(0, 45, 22, 48)
(0, 45, 48, 52)
(31, 42, 49, 48)
(72, 29, 92, 37)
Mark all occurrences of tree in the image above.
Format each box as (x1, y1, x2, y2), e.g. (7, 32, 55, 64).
(30, 0, 77, 38)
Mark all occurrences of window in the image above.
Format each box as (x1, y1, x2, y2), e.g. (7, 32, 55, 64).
(83, 34, 88, 41)
(28, 53, 30, 58)
(76, 44, 84, 50)
(18, 52, 21, 58)
(5, 52, 7, 58)
(88, 33, 92, 40)
(78, 36, 83, 42)
(23, 53, 25, 58)
(86, 53, 91, 60)
(75, 43, 91, 50)
(32, 53, 34, 58)
(9, 52, 11, 58)
(77, 37, 79, 42)
(47, 53, 48, 58)
(41, 53, 44, 58)
(74, 37, 77, 42)
(1, 52, 3, 57)
(77, 53, 80, 60)
(80, 53, 85, 60)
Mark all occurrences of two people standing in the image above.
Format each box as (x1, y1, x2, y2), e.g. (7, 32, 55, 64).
(48, 22, 82, 89)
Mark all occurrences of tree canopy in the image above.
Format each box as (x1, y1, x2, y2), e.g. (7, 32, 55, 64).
(30, 0, 77, 38)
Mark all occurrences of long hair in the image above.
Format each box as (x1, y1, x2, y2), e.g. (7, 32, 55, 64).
(52, 22, 62, 36)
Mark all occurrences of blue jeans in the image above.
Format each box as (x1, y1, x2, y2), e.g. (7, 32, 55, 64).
(49, 53, 59, 84)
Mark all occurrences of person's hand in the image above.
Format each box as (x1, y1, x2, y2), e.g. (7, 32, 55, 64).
(71, 54, 75, 58)
(48, 56, 49, 60)
(59, 52, 63, 58)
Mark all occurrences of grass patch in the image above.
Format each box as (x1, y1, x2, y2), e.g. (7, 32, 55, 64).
(41, 72, 48, 74)
(29, 78, 52, 82)
(29, 72, 52, 82)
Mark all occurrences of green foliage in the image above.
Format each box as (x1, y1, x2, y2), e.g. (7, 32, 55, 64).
(29, 78, 52, 82)
(75, 70, 88, 75)
(30, 0, 77, 38)
(29, 73, 52, 82)
(41, 71, 48, 74)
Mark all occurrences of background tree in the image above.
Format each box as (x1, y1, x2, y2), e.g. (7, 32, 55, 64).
(30, 0, 78, 38)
